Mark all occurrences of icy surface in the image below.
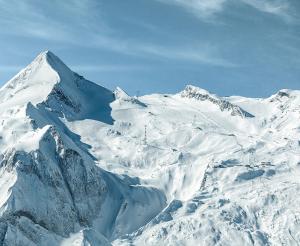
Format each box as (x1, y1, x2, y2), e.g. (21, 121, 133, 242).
(0, 51, 299, 245)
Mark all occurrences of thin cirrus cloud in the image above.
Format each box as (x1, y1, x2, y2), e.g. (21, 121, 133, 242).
(0, 0, 234, 68)
(88, 34, 235, 67)
(241, 0, 291, 18)
(0, 0, 107, 42)
(156, 0, 227, 19)
(157, 0, 291, 19)
(130, 43, 236, 67)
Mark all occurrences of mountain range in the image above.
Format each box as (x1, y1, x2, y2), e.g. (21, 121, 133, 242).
(0, 51, 299, 245)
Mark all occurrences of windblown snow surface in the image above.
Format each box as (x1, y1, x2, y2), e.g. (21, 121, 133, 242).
(0, 51, 299, 246)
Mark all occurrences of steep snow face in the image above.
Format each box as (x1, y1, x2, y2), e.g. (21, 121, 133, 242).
(0, 51, 299, 246)
(0, 51, 59, 110)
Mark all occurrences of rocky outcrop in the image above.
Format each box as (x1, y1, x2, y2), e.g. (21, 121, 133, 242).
(0, 126, 166, 245)
(181, 85, 254, 118)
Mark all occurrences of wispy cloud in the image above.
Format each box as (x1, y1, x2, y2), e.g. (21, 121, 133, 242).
(0, 0, 109, 42)
(129, 43, 236, 67)
(156, 0, 227, 20)
(0, 0, 235, 67)
(0, 0, 239, 70)
(241, 0, 290, 18)
(86, 34, 235, 67)
(156, 0, 292, 20)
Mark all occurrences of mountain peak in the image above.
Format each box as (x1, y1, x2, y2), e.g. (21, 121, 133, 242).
(36, 50, 53, 59)
(36, 50, 62, 60)
(35, 50, 72, 75)
(114, 86, 130, 100)
(30, 50, 61, 69)
(0, 50, 115, 123)
(0, 51, 65, 108)
(113, 86, 147, 108)
(184, 85, 211, 96)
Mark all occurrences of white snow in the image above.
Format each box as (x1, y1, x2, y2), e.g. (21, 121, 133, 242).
(0, 51, 59, 111)
(0, 51, 299, 246)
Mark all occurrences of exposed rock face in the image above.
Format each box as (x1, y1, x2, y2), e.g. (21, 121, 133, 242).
(181, 85, 254, 118)
(0, 125, 166, 245)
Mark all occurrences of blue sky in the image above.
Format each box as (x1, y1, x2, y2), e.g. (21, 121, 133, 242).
(0, 0, 299, 97)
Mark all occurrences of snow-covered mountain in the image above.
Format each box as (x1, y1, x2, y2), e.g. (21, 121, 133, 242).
(0, 51, 299, 246)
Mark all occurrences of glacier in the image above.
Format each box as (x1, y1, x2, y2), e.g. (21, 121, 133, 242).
(0, 51, 299, 246)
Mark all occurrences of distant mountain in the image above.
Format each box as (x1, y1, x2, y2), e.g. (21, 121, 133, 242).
(0, 51, 299, 246)
(181, 85, 254, 118)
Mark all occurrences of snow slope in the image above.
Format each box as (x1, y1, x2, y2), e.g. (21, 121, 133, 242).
(0, 51, 299, 245)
